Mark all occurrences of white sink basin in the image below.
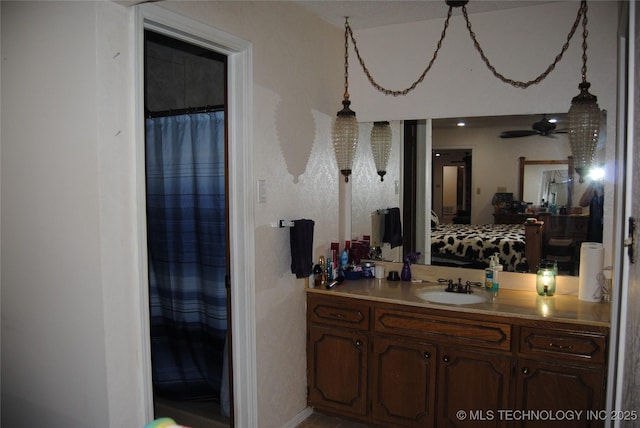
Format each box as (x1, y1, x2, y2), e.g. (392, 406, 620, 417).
(416, 290, 487, 305)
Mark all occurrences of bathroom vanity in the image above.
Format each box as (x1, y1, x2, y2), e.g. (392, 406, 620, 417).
(306, 278, 609, 427)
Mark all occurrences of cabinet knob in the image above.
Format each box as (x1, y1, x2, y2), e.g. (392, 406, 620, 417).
(424, 351, 431, 359)
(522, 367, 530, 375)
(355, 339, 362, 347)
(443, 355, 450, 363)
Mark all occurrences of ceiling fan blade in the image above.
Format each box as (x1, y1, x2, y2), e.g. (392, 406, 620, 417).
(500, 130, 538, 138)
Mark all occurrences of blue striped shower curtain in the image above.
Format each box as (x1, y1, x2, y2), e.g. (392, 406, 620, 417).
(145, 111, 227, 401)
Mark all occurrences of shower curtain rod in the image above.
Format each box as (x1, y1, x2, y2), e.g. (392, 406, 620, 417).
(146, 104, 224, 118)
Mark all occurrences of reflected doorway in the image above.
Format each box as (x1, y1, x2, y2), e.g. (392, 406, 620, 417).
(432, 149, 472, 224)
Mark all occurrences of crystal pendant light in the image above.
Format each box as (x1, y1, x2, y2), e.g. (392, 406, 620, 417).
(569, 82, 600, 182)
(333, 100, 358, 182)
(370, 121, 392, 181)
(568, 0, 600, 183)
(332, 18, 358, 183)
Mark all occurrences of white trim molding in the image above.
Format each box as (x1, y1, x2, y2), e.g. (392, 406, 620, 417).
(135, 4, 257, 425)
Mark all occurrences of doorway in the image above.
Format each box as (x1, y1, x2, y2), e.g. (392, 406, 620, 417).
(144, 29, 231, 427)
(432, 149, 472, 224)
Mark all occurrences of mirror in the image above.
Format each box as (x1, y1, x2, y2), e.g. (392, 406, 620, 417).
(352, 113, 607, 276)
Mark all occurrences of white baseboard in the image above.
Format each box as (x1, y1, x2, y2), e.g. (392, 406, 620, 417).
(282, 406, 314, 428)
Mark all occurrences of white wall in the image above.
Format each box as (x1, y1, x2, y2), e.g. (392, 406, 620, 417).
(350, 2, 618, 124)
(2, 1, 343, 427)
(1, 2, 113, 426)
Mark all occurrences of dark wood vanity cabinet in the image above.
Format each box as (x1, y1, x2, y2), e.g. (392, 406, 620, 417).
(437, 347, 512, 427)
(371, 336, 437, 427)
(307, 297, 370, 420)
(307, 293, 609, 428)
(307, 326, 369, 418)
(513, 323, 608, 428)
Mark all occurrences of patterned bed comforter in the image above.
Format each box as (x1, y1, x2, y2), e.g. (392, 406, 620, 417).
(431, 223, 527, 272)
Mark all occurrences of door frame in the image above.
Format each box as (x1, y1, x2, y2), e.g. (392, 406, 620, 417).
(611, 0, 637, 417)
(134, 4, 257, 426)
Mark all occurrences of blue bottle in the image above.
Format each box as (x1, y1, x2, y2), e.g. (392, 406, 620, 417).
(401, 257, 412, 281)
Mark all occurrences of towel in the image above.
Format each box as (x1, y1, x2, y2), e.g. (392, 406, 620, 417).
(383, 207, 403, 249)
(290, 219, 315, 278)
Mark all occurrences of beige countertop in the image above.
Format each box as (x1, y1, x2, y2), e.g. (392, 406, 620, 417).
(306, 278, 611, 327)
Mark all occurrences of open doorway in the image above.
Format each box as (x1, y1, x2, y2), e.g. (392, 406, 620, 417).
(432, 149, 472, 224)
(144, 29, 231, 427)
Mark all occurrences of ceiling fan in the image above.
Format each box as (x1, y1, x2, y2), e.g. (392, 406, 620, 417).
(499, 114, 567, 138)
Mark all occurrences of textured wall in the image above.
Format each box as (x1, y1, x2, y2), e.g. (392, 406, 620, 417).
(155, 2, 343, 426)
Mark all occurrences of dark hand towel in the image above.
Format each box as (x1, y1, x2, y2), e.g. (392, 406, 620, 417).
(290, 219, 315, 278)
(382, 207, 403, 249)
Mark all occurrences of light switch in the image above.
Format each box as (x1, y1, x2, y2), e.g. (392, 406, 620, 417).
(477, 187, 481, 195)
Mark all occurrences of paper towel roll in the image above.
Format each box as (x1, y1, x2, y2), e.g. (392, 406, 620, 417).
(578, 242, 604, 302)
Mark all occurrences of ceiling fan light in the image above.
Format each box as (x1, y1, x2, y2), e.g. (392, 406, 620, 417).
(332, 99, 359, 182)
(370, 121, 392, 181)
(568, 81, 600, 183)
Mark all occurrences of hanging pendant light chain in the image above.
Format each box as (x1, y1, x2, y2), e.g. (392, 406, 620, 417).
(346, 7, 454, 97)
(462, 1, 586, 89)
(580, 1, 589, 82)
(346, 1, 587, 95)
(343, 17, 350, 100)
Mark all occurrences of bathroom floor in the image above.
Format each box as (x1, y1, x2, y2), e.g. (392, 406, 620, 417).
(296, 412, 372, 428)
(154, 396, 229, 428)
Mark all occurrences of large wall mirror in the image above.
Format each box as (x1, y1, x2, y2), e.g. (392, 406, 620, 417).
(352, 112, 607, 277)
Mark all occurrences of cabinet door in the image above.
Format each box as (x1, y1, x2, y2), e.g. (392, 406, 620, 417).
(437, 347, 512, 427)
(308, 326, 368, 418)
(371, 336, 437, 427)
(515, 359, 604, 428)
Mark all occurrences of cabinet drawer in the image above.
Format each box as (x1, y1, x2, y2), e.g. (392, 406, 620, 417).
(374, 308, 512, 351)
(308, 296, 370, 331)
(519, 326, 607, 364)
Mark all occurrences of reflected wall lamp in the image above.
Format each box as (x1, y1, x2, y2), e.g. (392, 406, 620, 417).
(370, 121, 392, 181)
(337, 0, 600, 182)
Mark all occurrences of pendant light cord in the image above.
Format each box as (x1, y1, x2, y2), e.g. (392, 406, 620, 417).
(347, 7, 454, 97)
(580, 0, 590, 83)
(343, 17, 350, 100)
(346, 0, 588, 94)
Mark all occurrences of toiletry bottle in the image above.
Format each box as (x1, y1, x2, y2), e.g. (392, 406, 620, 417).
(313, 262, 322, 288)
(340, 247, 349, 275)
(485, 254, 500, 293)
(492, 254, 500, 294)
(401, 257, 412, 281)
(326, 259, 334, 281)
(319, 256, 327, 287)
(485, 257, 495, 290)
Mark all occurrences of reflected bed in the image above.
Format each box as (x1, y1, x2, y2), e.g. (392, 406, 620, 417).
(431, 223, 530, 272)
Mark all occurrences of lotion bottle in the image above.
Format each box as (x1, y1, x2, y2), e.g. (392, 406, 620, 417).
(489, 254, 501, 294)
(485, 259, 495, 290)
